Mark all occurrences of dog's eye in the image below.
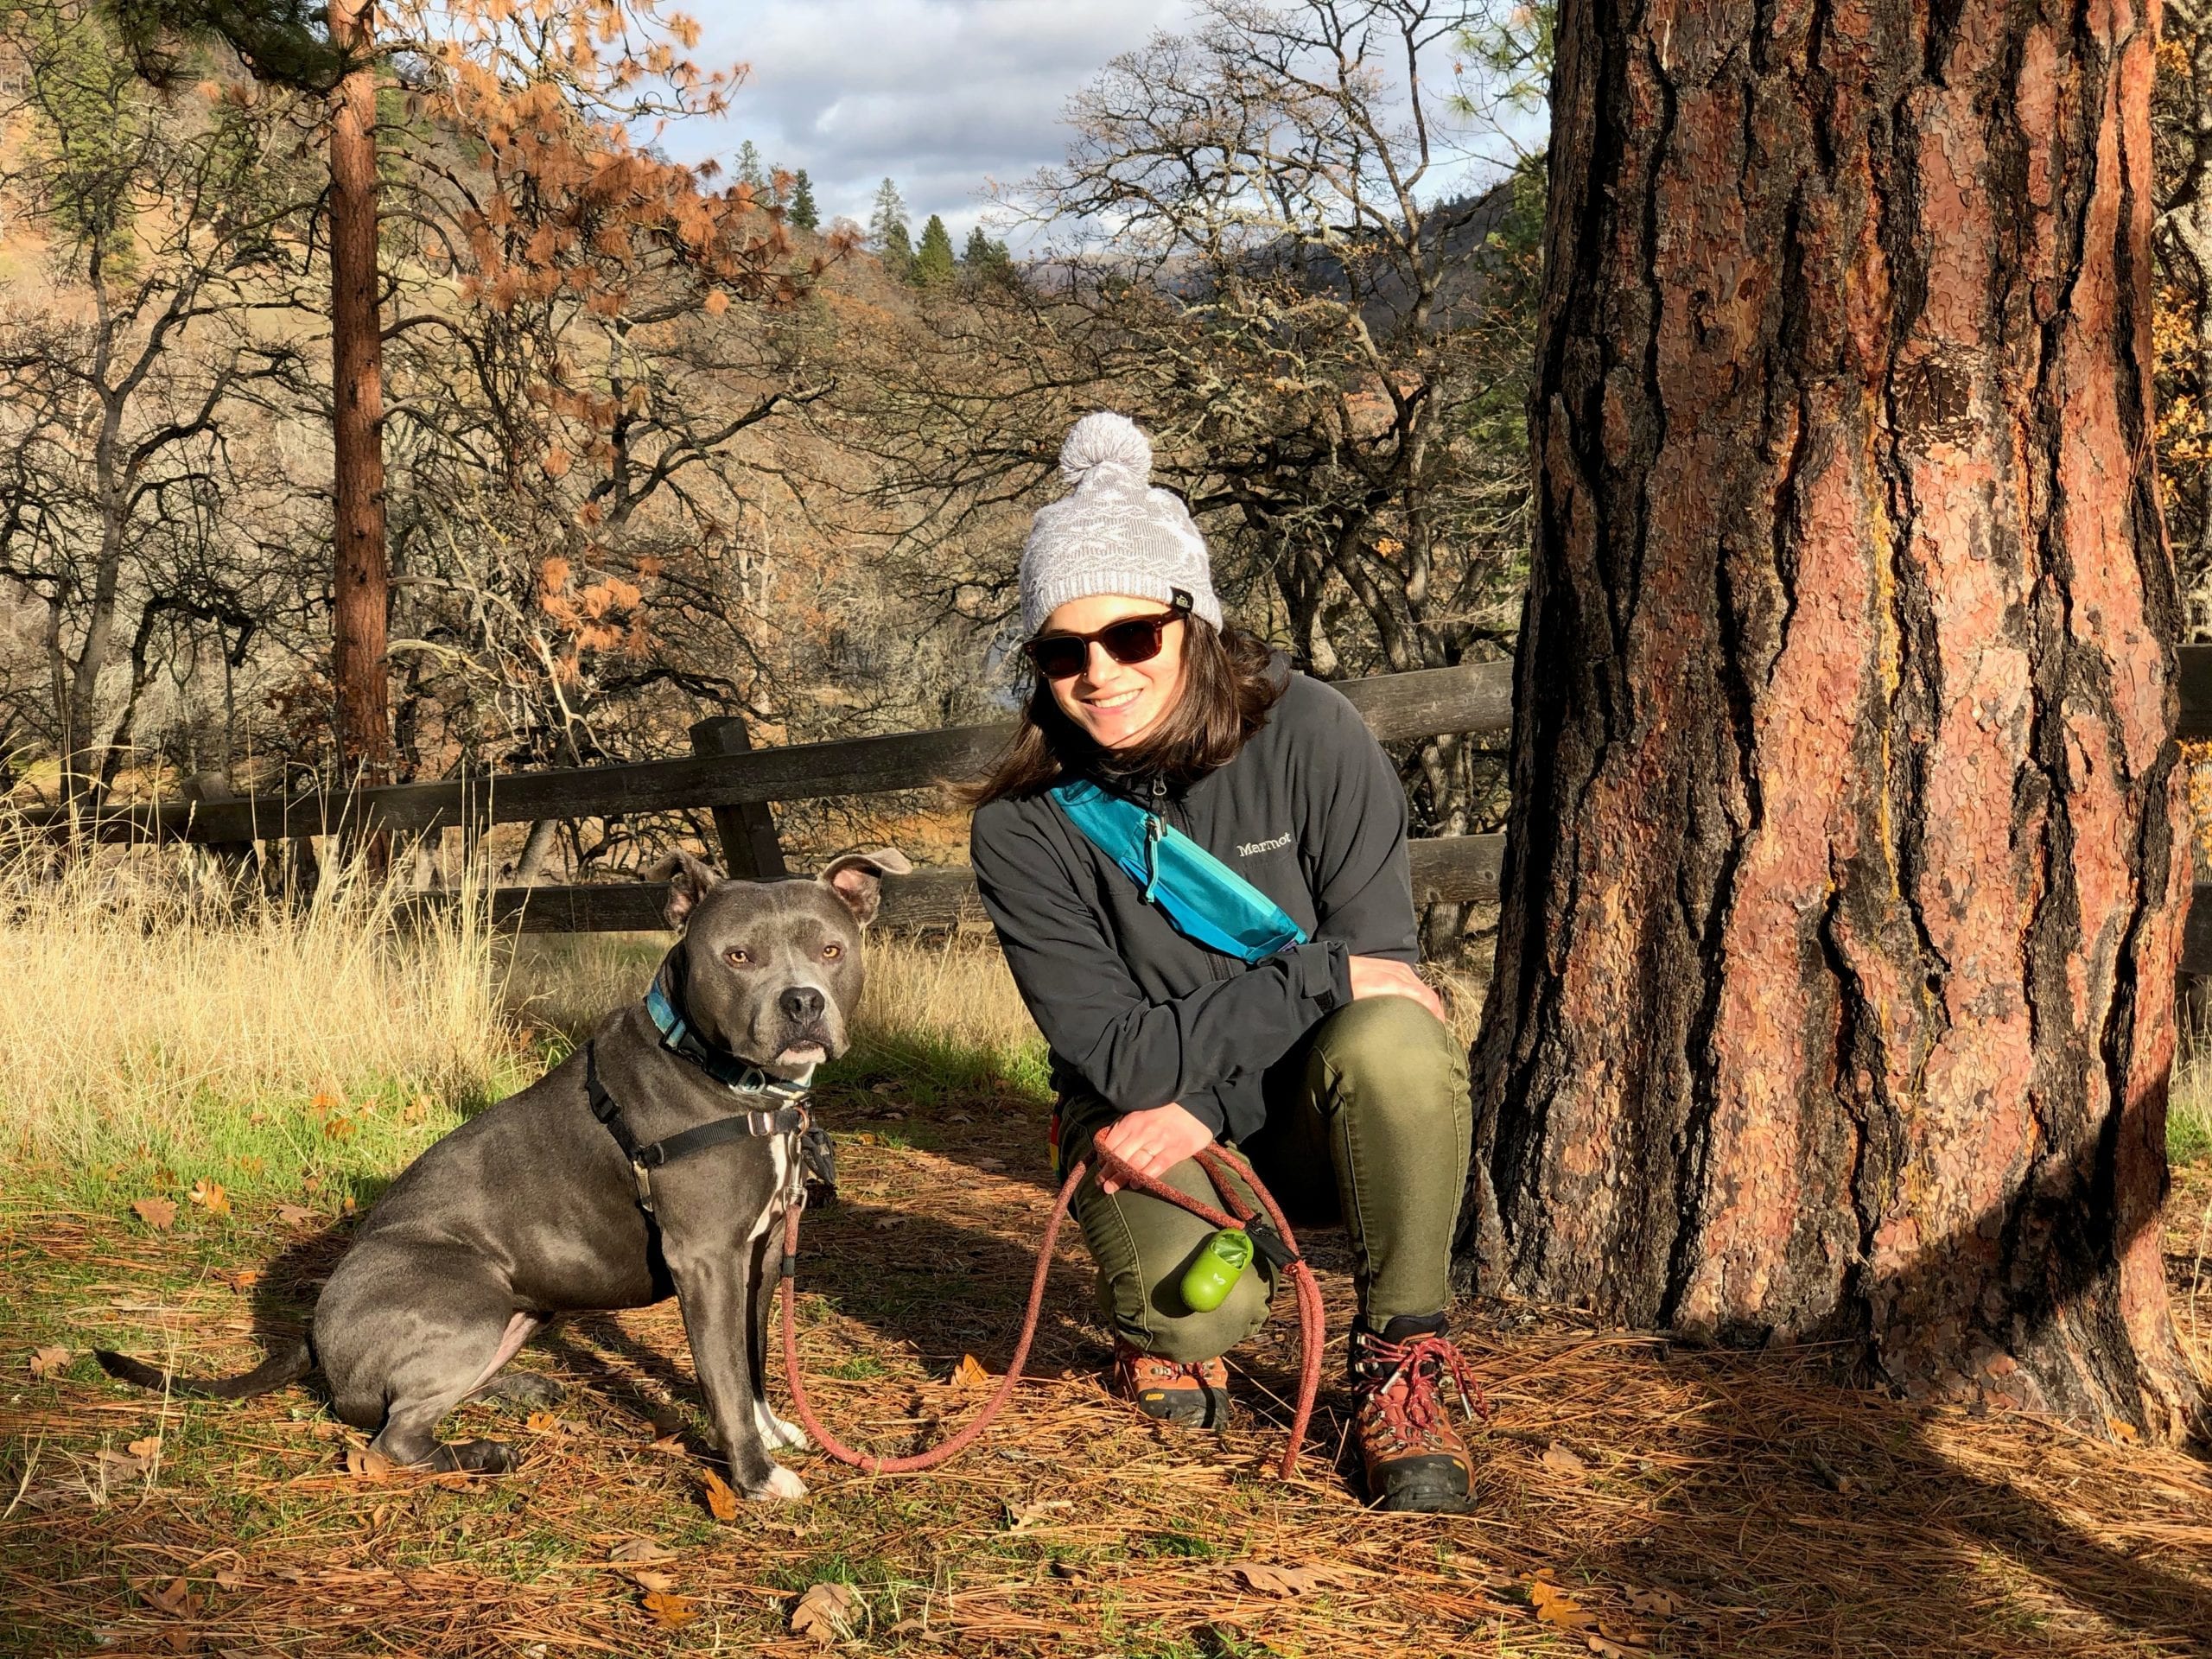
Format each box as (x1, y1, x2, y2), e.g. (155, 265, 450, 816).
(822, 943, 844, 961)
(725, 948, 750, 966)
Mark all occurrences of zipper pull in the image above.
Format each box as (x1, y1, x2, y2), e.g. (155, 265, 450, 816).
(1141, 777, 1166, 904)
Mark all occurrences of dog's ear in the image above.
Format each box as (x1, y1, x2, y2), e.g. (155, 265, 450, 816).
(648, 849, 726, 931)
(817, 847, 912, 929)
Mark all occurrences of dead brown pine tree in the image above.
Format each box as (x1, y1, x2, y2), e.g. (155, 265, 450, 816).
(1467, 0, 2203, 1435)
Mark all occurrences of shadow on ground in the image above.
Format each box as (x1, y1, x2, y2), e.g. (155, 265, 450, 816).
(10, 1113, 2212, 1655)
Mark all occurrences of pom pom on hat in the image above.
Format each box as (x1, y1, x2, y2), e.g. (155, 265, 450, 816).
(1019, 410, 1221, 637)
(1058, 410, 1153, 487)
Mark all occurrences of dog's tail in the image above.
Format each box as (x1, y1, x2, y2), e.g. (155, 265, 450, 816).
(94, 1339, 313, 1401)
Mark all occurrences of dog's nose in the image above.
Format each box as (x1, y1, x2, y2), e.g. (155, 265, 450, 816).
(779, 987, 826, 1026)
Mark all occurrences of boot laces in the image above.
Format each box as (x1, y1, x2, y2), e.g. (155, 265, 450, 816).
(1357, 1332, 1486, 1439)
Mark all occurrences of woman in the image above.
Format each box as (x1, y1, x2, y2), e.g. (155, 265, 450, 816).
(968, 411, 1477, 1514)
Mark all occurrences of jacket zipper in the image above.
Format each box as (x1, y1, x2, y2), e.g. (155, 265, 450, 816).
(1150, 772, 1236, 984)
(1141, 775, 1168, 902)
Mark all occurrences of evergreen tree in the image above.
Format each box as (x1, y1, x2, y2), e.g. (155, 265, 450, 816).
(734, 139, 766, 191)
(962, 224, 1011, 277)
(879, 219, 913, 276)
(97, 0, 346, 91)
(789, 168, 819, 231)
(912, 213, 956, 285)
(868, 176, 911, 276)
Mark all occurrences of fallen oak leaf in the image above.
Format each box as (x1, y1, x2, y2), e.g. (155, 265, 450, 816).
(1529, 1573, 1601, 1633)
(1541, 1440, 1590, 1477)
(1229, 1561, 1317, 1598)
(275, 1205, 317, 1228)
(610, 1538, 677, 1564)
(126, 1436, 162, 1459)
(344, 1446, 394, 1482)
(790, 1580, 860, 1644)
(29, 1345, 69, 1378)
(1002, 1497, 1073, 1530)
(700, 1467, 740, 1521)
(948, 1354, 990, 1389)
(641, 1589, 699, 1628)
(1588, 1630, 1656, 1658)
(142, 1577, 195, 1616)
(1628, 1588, 1685, 1618)
(130, 1196, 178, 1231)
(97, 1447, 152, 1482)
(524, 1409, 561, 1433)
(1226, 1560, 1357, 1598)
(188, 1179, 230, 1217)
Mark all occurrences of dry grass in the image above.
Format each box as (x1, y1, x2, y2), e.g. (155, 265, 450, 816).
(508, 928, 1049, 1069)
(5, 850, 2212, 1655)
(0, 842, 518, 1186)
(2173, 1014, 2212, 1165)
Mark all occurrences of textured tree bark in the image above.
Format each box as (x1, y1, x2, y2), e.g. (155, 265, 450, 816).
(1467, 0, 2203, 1435)
(327, 0, 392, 785)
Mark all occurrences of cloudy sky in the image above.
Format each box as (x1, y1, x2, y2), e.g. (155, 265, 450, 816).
(671, 0, 1197, 242)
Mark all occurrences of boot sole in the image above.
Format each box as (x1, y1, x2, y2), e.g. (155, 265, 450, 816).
(1365, 1452, 1471, 1513)
(1123, 1384, 1231, 1430)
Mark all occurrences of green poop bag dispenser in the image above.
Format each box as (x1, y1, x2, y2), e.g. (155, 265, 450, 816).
(1179, 1227, 1255, 1313)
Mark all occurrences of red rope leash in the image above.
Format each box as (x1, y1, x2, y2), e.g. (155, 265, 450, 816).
(778, 1143, 1326, 1479)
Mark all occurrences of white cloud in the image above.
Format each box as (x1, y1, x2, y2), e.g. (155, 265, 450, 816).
(666, 0, 1195, 241)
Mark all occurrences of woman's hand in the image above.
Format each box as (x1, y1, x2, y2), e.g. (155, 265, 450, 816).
(1094, 1101, 1216, 1193)
(1348, 954, 1446, 1022)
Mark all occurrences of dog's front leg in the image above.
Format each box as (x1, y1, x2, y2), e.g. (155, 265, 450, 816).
(669, 1249, 805, 1501)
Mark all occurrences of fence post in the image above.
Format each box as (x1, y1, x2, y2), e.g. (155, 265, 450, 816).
(687, 714, 789, 879)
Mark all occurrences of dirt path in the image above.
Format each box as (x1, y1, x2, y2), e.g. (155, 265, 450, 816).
(8, 1089, 2212, 1656)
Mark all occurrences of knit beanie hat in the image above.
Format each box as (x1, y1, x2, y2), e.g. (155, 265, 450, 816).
(1019, 412, 1222, 638)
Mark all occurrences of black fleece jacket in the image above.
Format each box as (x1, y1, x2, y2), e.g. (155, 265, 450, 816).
(969, 668, 1418, 1143)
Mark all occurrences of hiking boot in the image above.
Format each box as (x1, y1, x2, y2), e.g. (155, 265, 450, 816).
(1108, 1338, 1231, 1428)
(1349, 1315, 1480, 1513)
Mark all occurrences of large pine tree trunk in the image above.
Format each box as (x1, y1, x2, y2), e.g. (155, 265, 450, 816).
(1467, 0, 2203, 1434)
(327, 0, 393, 785)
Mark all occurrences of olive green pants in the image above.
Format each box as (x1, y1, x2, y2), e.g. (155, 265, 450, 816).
(1055, 996, 1472, 1363)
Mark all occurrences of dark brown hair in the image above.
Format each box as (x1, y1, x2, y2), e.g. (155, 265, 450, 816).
(966, 614, 1286, 804)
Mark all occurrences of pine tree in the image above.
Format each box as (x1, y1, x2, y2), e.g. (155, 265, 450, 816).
(878, 220, 912, 276)
(963, 224, 1011, 277)
(912, 213, 956, 285)
(868, 177, 911, 276)
(789, 168, 818, 231)
(734, 139, 765, 191)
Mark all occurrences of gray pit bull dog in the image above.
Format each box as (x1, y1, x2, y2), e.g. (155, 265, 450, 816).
(97, 846, 911, 1502)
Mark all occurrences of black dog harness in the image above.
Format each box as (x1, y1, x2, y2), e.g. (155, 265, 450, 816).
(586, 961, 836, 1215)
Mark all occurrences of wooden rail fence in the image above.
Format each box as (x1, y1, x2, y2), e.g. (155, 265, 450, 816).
(19, 647, 2212, 971)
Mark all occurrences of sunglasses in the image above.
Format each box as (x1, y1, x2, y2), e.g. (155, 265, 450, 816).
(1024, 591, 1192, 680)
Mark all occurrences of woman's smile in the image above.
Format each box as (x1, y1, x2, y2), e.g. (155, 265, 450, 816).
(1039, 594, 1187, 748)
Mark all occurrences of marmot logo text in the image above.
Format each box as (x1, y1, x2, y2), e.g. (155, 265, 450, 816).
(1237, 832, 1293, 857)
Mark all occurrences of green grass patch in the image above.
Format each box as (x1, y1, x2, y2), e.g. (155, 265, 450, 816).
(10, 1065, 534, 1222)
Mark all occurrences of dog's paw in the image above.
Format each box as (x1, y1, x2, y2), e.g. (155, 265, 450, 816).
(479, 1372, 566, 1410)
(754, 1399, 810, 1452)
(747, 1465, 809, 1503)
